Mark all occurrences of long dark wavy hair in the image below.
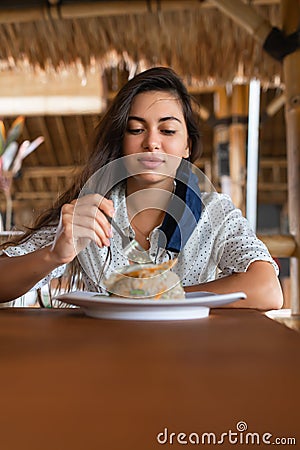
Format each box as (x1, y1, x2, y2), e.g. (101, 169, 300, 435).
(1, 67, 202, 291)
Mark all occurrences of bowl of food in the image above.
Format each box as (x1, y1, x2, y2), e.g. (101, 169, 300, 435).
(104, 260, 185, 300)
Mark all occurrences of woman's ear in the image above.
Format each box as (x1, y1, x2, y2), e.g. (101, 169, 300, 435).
(183, 138, 191, 158)
(183, 146, 190, 158)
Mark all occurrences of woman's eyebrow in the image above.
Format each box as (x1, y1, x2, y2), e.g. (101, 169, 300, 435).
(128, 115, 181, 123)
(159, 116, 182, 124)
(128, 116, 146, 123)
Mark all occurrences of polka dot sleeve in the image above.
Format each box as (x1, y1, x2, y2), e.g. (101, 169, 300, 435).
(2, 226, 67, 290)
(210, 194, 279, 277)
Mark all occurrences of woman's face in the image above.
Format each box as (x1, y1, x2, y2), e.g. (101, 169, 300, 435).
(122, 90, 190, 189)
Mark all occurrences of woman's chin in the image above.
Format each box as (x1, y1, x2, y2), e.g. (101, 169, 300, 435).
(129, 173, 174, 186)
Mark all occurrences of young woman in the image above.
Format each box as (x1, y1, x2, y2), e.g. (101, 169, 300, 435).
(0, 67, 283, 309)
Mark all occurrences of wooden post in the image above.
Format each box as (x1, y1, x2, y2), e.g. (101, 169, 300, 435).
(282, 0, 300, 315)
(229, 84, 248, 215)
(213, 87, 230, 194)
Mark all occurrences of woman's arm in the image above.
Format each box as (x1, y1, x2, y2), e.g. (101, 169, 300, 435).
(0, 248, 62, 303)
(0, 193, 115, 303)
(184, 261, 283, 310)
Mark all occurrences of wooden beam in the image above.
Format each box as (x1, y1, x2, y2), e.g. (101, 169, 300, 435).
(282, 0, 300, 314)
(14, 192, 58, 200)
(76, 116, 88, 151)
(33, 118, 56, 167)
(265, 94, 286, 117)
(0, 0, 280, 24)
(0, 69, 105, 116)
(22, 122, 46, 193)
(258, 234, 297, 258)
(259, 158, 287, 168)
(20, 166, 82, 178)
(0, 96, 106, 117)
(54, 117, 73, 165)
(0, 1, 203, 24)
(210, 0, 272, 43)
(0, 70, 104, 97)
(258, 182, 287, 191)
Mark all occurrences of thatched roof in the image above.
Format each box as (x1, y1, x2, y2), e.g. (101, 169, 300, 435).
(0, 1, 282, 88)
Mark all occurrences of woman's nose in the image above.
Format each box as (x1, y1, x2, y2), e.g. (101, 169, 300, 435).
(142, 131, 160, 151)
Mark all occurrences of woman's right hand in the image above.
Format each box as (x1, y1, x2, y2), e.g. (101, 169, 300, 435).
(49, 194, 115, 265)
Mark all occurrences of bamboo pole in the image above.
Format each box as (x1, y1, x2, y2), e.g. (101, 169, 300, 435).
(211, 0, 272, 44)
(0, 1, 201, 24)
(229, 84, 248, 214)
(281, 0, 300, 315)
(265, 93, 286, 117)
(0, 2, 148, 23)
(0, 0, 281, 24)
(258, 234, 297, 258)
(213, 86, 230, 193)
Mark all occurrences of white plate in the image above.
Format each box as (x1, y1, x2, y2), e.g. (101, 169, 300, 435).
(55, 291, 246, 321)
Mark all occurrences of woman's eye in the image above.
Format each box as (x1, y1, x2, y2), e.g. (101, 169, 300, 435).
(127, 128, 144, 135)
(161, 129, 176, 135)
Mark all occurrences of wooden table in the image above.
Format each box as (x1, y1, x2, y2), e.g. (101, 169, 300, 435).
(0, 308, 299, 450)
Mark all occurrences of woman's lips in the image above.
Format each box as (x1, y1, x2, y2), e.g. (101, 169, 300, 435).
(138, 156, 165, 170)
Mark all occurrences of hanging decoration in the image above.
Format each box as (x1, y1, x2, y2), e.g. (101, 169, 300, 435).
(0, 116, 44, 230)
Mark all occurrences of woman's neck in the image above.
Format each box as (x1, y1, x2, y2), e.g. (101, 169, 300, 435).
(126, 175, 174, 195)
(126, 177, 174, 216)
(125, 177, 175, 249)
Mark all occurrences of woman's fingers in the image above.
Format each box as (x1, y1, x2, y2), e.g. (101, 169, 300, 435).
(71, 215, 111, 246)
(71, 205, 111, 239)
(71, 194, 114, 216)
(64, 194, 115, 247)
(51, 194, 116, 264)
(71, 224, 104, 249)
